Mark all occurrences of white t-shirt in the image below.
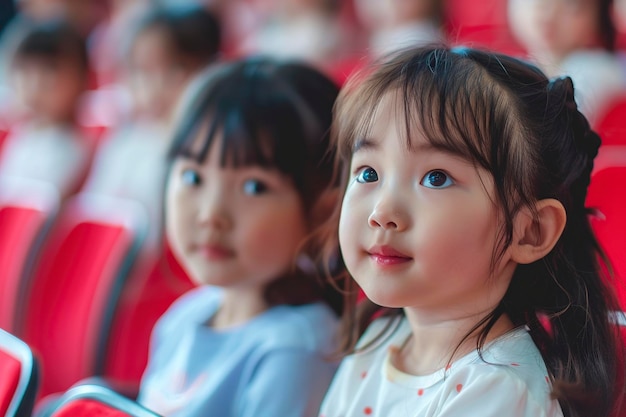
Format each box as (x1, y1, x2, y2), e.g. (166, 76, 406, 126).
(320, 316, 564, 417)
(0, 123, 91, 198)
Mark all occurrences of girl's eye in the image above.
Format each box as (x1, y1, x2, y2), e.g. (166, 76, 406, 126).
(356, 167, 378, 183)
(243, 179, 268, 195)
(181, 169, 201, 186)
(421, 170, 454, 188)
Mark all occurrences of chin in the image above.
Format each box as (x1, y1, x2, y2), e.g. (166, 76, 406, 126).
(361, 287, 405, 309)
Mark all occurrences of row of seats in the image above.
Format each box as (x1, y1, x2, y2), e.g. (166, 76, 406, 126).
(0, 177, 193, 407)
(0, 327, 159, 416)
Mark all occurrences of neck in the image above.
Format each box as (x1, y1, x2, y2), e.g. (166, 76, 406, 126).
(393, 307, 514, 375)
(211, 287, 269, 329)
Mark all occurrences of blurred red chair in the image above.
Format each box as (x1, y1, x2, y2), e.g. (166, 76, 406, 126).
(586, 166, 626, 308)
(0, 328, 39, 417)
(444, 0, 523, 55)
(17, 193, 149, 400)
(46, 383, 160, 417)
(0, 177, 59, 332)
(595, 94, 626, 146)
(101, 245, 193, 396)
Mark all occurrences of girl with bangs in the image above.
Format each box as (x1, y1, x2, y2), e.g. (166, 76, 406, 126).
(137, 58, 343, 417)
(318, 45, 623, 417)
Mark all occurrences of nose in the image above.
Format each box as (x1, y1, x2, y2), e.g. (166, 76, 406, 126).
(197, 189, 232, 231)
(367, 194, 409, 232)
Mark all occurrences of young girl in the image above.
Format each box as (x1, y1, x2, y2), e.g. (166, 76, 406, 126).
(82, 4, 221, 253)
(318, 46, 624, 417)
(0, 18, 92, 199)
(137, 57, 343, 417)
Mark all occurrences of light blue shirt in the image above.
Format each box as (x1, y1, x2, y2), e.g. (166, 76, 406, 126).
(138, 285, 340, 417)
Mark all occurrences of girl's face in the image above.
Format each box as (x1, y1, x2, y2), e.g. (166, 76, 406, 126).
(338, 94, 515, 318)
(127, 27, 187, 120)
(166, 134, 309, 292)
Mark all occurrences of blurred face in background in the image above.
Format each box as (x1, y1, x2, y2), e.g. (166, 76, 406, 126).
(508, 0, 602, 60)
(12, 56, 87, 123)
(127, 26, 188, 120)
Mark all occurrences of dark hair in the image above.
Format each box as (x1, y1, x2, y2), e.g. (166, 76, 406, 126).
(130, 4, 221, 70)
(12, 18, 88, 74)
(168, 57, 343, 315)
(323, 45, 623, 417)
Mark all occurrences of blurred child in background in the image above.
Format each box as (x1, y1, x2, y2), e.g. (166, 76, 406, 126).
(137, 57, 343, 417)
(0, 18, 92, 198)
(236, 0, 352, 75)
(81, 4, 221, 254)
(507, 0, 626, 123)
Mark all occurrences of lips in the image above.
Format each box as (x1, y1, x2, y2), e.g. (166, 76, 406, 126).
(194, 243, 234, 260)
(367, 245, 412, 266)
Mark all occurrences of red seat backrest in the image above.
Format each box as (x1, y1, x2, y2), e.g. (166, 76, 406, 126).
(595, 95, 626, 146)
(444, 0, 524, 55)
(102, 246, 193, 393)
(18, 194, 148, 399)
(586, 166, 626, 308)
(0, 178, 59, 332)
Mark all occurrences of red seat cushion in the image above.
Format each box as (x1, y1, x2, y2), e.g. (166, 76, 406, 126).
(53, 399, 131, 417)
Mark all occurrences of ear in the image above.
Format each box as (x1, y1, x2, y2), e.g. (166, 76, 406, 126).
(510, 198, 567, 265)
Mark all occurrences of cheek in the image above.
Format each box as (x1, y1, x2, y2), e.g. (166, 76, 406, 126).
(338, 192, 363, 258)
(241, 204, 307, 262)
(428, 202, 500, 272)
(165, 186, 190, 256)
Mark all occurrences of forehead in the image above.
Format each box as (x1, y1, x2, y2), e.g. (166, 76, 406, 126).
(176, 112, 276, 169)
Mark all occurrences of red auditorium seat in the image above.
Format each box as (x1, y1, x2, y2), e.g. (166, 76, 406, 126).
(444, 0, 523, 55)
(0, 177, 59, 332)
(595, 94, 626, 146)
(101, 245, 193, 395)
(46, 383, 160, 417)
(586, 166, 626, 308)
(0, 328, 39, 417)
(17, 193, 149, 400)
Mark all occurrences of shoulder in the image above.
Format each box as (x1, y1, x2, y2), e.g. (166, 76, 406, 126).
(256, 302, 340, 355)
(438, 329, 562, 416)
(154, 286, 220, 333)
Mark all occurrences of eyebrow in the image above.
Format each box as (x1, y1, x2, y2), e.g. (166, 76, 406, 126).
(353, 136, 440, 154)
(353, 135, 471, 164)
(352, 137, 380, 153)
